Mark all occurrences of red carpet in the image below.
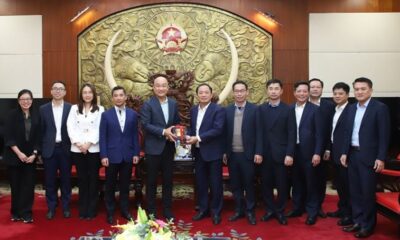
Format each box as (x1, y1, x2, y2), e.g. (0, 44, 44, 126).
(0, 193, 397, 240)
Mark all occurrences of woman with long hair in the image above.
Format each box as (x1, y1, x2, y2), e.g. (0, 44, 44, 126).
(4, 89, 40, 223)
(67, 83, 104, 219)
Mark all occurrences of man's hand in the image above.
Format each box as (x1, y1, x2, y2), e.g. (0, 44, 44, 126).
(254, 154, 263, 164)
(284, 156, 293, 166)
(18, 152, 28, 162)
(185, 136, 198, 145)
(374, 159, 385, 173)
(164, 126, 177, 142)
(323, 150, 330, 161)
(312, 154, 321, 167)
(340, 154, 347, 167)
(25, 154, 36, 163)
(101, 158, 109, 167)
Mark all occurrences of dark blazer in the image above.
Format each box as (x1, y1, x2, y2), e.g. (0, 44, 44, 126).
(189, 102, 225, 161)
(259, 102, 296, 163)
(291, 101, 323, 160)
(319, 99, 336, 153)
(39, 102, 71, 158)
(140, 96, 180, 155)
(225, 102, 262, 160)
(3, 108, 41, 166)
(99, 107, 140, 164)
(343, 99, 390, 165)
(328, 103, 351, 165)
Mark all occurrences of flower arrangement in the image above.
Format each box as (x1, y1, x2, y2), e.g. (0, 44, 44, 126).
(112, 207, 192, 240)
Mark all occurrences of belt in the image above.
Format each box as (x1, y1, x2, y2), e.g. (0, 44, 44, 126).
(351, 146, 360, 151)
(55, 142, 63, 147)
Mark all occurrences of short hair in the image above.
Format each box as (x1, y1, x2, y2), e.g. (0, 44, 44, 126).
(309, 78, 324, 88)
(52, 80, 66, 88)
(78, 83, 99, 113)
(332, 82, 350, 94)
(18, 89, 33, 100)
(111, 85, 126, 95)
(353, 77, 373, 88)
(294, 81, 310, 91)
(149, 73, 169, 86)
(266, 79, 283, 88)
(196, 83, 213, 94)
(232, 80, 248, 90)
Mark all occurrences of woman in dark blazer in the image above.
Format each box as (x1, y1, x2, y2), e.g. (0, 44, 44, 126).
(3, 89, 40, 223)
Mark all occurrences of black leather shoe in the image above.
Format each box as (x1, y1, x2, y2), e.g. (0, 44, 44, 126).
(212, 214, 221, 225)
(260, 212, 275, 221)
(305, 216, 317, 225)
(318, 209, 327, 218)
(247, 213, 256, 225)
(228, 212, 244, 222)
(11, 214, 21, 222)
(285, 210, 302, 218)
(354, 229, 373, 238)
(22, 216, 33, 223)
(192, 211, 209, 221)
(327, 210, 343, 218)
(343, 223, 361, 232)
(276, 214, 288, 225)
(63, 210, 71, 218)
(337, 217, 353, 226)
(46, 210, 55, 220)
(122, 213, 133, 220)
(106, 215, 114, 224)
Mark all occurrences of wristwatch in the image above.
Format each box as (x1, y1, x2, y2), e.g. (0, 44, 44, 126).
(32, 150, 38, 156)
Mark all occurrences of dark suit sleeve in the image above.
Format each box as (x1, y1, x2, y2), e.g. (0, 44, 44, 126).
(377, 104, 390, 161)
(140, 101, 164, 137)
(173, 102, 181, 125)
(255, 106, 263, 155)
(132, 112, 140, 156)
(99, 112, 107, 159)
(199, 107, 226, 143)
(33, 111, 41, 152)
(286, 109, 296, 157)
(4, 110, 17, 147)
(313, 109, 323, 156)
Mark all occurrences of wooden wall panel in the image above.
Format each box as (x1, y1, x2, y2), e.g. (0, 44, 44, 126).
(1, 0, 399, 103)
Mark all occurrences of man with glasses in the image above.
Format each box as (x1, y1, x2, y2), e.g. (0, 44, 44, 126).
(39, 81, 72, 220)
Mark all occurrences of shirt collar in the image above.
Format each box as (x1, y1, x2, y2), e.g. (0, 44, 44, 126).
(115, 106, 126, 112)
(268, 101, 280, 108)
(296, 102, 306, 108)
(52, 100, 64, 108)
(357, 98, 371, 108)
(336, 101, 348, 111)
(199, 102, 211, 111)
(234, 101, 246, 109)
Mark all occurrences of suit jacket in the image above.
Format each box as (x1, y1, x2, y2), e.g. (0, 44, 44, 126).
(259, 102, 296, 163)
(342, 99, 390, 166)
(3, 107, 41, 166)
(225, 102, 262, 160)
(189, 102, 225, 161)
(291, 101, 323, 160)
(318, 99, 335, 153)
(39, 101, 72, 158)
(140, 96, 180, 155)
(326, 103, 350, 165)
(99, 107, 140, 164)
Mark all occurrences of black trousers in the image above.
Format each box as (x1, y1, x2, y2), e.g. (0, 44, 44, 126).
(145, 142, 175, 214)
(104, 161, 133, 216)
(8, 164, 36, 218)
(333, 162, 351, 218)
(228, 152, 255, 214)
(316, 160, 328, 209)
(71, 152, 100, 218)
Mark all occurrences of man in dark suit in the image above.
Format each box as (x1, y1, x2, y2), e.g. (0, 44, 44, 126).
(223, 80, 262, 225)
(40, 81, 72, 220)
(259, 79, 296, 225)
(100, 86, 140, 224)
(325, 82, 352, 226)
(141, 74, 180, 220)
(341, 77, 390, 238)
(309, 78, 335, 218)
(286, 81, 323, 225)
(187, 83, 225, 225)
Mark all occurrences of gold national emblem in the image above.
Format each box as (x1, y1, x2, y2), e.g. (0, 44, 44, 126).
(156, 24, 188, 55)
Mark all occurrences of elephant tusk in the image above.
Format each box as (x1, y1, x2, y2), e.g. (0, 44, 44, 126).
(104, 30, 121, 89)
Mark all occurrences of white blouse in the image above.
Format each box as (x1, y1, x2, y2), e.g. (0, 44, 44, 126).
(67, 104, 104, 153)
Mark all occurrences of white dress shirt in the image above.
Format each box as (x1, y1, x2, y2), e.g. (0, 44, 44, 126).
(52, 101, 64, 142)
(351, 98, 370, 147)
(195, 102, 210, 147)
(331, 102, 348, 142)
(295, 102, 306, 144)
(67, 105, 104, 153)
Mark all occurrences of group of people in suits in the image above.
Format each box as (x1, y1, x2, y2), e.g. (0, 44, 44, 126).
(3, 76, 389, 238)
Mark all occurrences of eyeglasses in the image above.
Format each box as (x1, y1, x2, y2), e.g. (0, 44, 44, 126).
(233, 89, 247, 93)
(19, 98, 32, 101)
(52, 87, 65, 92)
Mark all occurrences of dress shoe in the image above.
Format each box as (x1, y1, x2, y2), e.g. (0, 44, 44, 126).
(11, 214, 21, 222)
(276, 214, 288, 225)
(63, 210, 71, 218)
(22, 216, 33, 223)
(318, 209, 327, 218)
(247, 213, 256, 225)
(228, 212, 244, 222)
(163, 210, 175, 221)
(285, 210, 302, 218)
(46, 210, 55, 220)
(260, 212, 275, 222)
(354, 229, 373, 238)
(122, 213, 133, 220)
(106, 215, 114, 224)
(192, 211, 209, 221)
(305, 216, 317, 225)
(212, 214, 221, 225)
(343, 223, 361, 232)
(337, 217, 353, 226)
(327, 210, 343, 218)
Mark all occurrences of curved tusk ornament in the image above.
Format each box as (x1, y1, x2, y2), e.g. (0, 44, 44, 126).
(104, 30, 121, 89)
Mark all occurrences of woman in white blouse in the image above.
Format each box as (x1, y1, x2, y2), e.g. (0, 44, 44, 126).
(67, 83, 104, 220)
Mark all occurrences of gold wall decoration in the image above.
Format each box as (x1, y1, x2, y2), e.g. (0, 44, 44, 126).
(78, 3, 272, 108)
